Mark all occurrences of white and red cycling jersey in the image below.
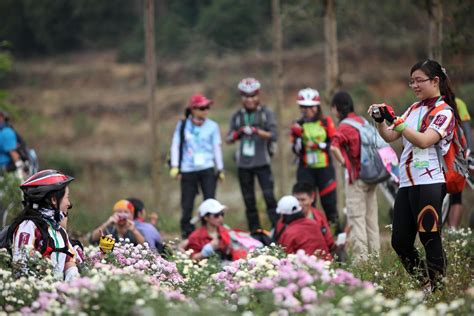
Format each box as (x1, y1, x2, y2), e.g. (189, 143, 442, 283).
(399, 100, 455, 188)
(12, 220, 77, 277)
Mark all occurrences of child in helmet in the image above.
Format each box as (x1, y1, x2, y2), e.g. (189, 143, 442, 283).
(290, 88, 340, 231)
(186, 199, 246, 261)
(7, 169, 79, 281)
(273, 195, 332, 260)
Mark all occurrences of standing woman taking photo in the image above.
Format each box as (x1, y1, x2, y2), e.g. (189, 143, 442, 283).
(368, 60, 461, 294)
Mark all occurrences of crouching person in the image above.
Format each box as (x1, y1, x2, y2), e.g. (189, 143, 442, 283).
(273, 195, 332, 260)
(186, 199, 246, 261)
(7, 170, 79, 281)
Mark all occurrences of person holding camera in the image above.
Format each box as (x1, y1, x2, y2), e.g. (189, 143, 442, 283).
(90, 199, 145, 245)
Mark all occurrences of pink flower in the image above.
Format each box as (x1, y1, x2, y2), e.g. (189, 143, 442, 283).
(300, 287, 317, 303)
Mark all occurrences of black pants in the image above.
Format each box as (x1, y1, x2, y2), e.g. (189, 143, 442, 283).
(296, 164, 339, 229)
(180, 168, 217, 238)
(238, 165, 278, 232)
(391, 183, 446, 290)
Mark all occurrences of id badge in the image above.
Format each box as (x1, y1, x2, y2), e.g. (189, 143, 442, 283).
(242, 139, 256, 157)
(193, 152, 205, 166)
(307, 151, 318, 165)
(413, 147, 429, 169)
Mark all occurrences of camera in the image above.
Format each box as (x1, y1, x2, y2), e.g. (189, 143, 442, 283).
(372, 107, 382, 119)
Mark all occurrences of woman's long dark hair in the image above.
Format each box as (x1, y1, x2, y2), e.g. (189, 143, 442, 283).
(410, 59, 460, 122)
(7, 188, 67, 240)
(331, 91, 354, 121)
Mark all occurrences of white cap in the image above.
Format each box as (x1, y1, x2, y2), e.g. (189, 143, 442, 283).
(276, 195, 302, 215)
(198, 199, 226, 217)
(297, 88, 321, 106)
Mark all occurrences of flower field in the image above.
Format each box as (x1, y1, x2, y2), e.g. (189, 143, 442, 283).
(1, 228, 473, 315)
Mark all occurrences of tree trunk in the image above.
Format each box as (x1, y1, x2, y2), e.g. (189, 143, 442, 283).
(428, 0, 443, 63)
(323, 0, 339, 102)
(272, 0, 288, 197)
(144, 0, 160, 208)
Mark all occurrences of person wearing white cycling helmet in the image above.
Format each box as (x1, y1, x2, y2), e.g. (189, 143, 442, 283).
(290, 88, 340, 231)
(169, 93, 224, 239)
(226, 78, 278, 232)
(273, 195, 332, 260)
(185, 199, 245, 261)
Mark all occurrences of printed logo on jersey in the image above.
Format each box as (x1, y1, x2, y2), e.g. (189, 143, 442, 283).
(433, 114, 447, 128)
(18, 232, 30, 247)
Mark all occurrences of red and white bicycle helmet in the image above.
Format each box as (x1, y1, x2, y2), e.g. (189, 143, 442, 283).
(238, 77, 261, 95)
(21, 169, 74, 202)
(297, 88, 320, 106)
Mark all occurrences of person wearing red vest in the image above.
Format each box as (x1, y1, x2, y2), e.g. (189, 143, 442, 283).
(330, 91, 380, 262)
(273, 195, 332, 260)
(186, 199, 246, 261)
(292, 182, 335, 253)
(368, 60, 460, 295)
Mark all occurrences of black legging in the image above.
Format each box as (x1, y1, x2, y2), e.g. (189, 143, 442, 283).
(391, 183, 446, 290)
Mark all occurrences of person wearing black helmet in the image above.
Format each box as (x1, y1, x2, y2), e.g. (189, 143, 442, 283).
(7, 169, 79, 281)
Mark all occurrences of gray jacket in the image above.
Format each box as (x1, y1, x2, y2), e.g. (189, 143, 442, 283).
(227, 106, 278, 168)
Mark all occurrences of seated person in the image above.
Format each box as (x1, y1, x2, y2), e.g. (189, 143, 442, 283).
(273, 195, 332, 260)
(185, 199, 246, 261)
(8, 169, 79, 281)
(127, 197, 164, 252)
(292, 182, 335, 253)
(90, 200, 145, 245)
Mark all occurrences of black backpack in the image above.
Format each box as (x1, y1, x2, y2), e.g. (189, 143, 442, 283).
(0, 217, 73, 258)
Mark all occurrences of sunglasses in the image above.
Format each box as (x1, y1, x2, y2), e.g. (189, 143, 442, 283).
(196, 106, 210, 111)
(211, 211, 224, 218)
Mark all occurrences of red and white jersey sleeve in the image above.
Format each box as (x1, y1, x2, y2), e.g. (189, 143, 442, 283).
(12, 220, 38, 262)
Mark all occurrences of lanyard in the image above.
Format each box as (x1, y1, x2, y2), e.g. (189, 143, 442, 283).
(244, 112, 255, 125)
(191, 124, 201, 145)
(47, 221, 61, 262)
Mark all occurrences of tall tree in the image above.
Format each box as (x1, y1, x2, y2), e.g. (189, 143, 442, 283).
(427, 0, 443, 63)
(272, 0, 288, 197)
(144, 0, 161, 207)
(323, 0, 339, 101)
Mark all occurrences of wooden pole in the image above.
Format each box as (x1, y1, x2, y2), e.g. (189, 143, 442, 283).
(428, 0, 443, 63)
(144, 0, 160, 207)
(272, 0, 288, 197)
(323, 0, 339, 101)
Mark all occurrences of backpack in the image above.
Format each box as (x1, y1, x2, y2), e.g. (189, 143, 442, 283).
(167, 118, 187, 171)
(0, 217, 73, 258)
(235, 106, 277, 157)
(3, 125, 39, 176)
(420, 103, 468, 193)
(341, 117, 391, 184)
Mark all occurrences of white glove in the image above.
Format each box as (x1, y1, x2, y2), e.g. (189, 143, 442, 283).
(294, 138, 302, 153)
(242, 126, 255, 136)
(318, 143, 327, 150)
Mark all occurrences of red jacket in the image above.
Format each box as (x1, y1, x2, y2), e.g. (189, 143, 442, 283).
(275, 217, 332, 260)
(308, 208, 335, 251)
(331, 112, 362, 183)
(186, 226, 245, 261)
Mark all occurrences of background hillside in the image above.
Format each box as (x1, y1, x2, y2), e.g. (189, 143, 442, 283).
(1, 0, 473, 238)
